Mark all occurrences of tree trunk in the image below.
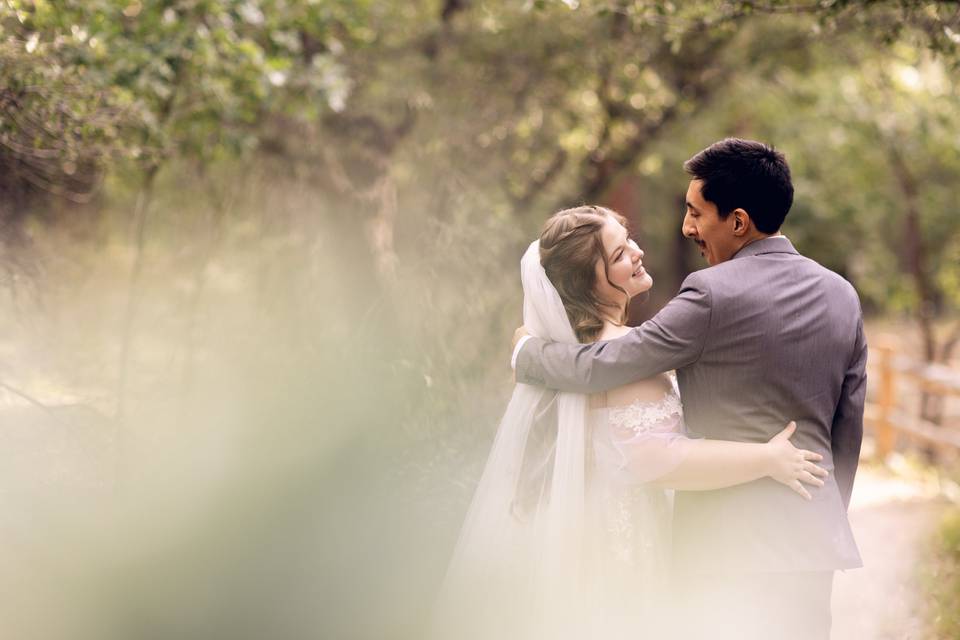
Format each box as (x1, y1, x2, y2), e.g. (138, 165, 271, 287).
(113, 164, 158, 485)
(886, 142, 945, 462)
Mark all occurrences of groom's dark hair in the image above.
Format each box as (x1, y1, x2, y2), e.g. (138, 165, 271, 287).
(683, 138, 793, 234)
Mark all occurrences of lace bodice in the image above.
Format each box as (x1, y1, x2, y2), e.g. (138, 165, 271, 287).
(605, 388, 684, 435)
(589, 378, 688, 486)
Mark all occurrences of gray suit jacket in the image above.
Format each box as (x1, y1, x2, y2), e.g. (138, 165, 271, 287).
(516, 236, 865, 573)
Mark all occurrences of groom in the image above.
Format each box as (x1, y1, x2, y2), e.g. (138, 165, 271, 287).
(512, 138, 865, 639)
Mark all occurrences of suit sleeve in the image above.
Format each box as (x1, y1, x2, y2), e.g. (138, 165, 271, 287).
(831, 312, 867, 510)
(515, 273, 712, 394)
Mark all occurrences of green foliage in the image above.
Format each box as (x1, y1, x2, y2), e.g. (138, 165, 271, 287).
(927, 506, 960, 637)
(0, 38, 126, 202)
(3, 3, 960, 638)
(0, 0, 372, 168)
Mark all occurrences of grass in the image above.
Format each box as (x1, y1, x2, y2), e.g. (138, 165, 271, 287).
(926, 506, 960, 638)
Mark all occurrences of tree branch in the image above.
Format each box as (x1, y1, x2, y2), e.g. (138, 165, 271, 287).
(511, 148, 569, 211)
(886, 140, 938, 362)
(941, 316, 960, 363)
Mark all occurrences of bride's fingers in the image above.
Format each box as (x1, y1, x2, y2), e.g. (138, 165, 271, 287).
(801, 450, 824, 462)
(798, 471, 825, 487)
(804, 462, 829, 478)
(770, 421, 797, 442)
(792, 481, 812, 501)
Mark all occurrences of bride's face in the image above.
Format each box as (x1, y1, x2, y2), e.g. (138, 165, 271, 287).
(595, 216, 653, 306)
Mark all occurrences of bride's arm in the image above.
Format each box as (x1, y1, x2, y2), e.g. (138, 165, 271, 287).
(651, 423, 826, 499)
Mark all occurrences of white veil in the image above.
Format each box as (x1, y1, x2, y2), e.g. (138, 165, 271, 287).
(431, 240, 591, 639)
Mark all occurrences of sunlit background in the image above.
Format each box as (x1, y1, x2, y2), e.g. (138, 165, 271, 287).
(1, 1, 959, 638)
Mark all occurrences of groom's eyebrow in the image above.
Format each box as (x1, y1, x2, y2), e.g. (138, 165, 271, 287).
(686, 200, 700, 213)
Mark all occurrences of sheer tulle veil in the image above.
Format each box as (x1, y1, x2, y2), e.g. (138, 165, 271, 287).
(430, 240, 591, 639)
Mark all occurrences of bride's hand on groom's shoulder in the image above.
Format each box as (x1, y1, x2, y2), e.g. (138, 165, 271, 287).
(512, 326, 529, 353)
(765, 422, 829, 501)
(510, 326, 530, 384)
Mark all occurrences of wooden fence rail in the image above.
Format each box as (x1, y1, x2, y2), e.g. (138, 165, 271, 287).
(864, 342, 960, 458)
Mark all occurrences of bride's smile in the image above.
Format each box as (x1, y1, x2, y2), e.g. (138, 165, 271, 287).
(596, 215, 654, 306)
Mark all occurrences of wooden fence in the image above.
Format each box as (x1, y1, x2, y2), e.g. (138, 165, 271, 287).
(864, 342, 960, 459)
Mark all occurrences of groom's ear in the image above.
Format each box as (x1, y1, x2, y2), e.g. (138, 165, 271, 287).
(730, 208, 752, 237)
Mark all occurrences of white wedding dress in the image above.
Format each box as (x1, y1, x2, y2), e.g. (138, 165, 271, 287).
(584, 381, 689, 637)
(431, 241, 691, 640)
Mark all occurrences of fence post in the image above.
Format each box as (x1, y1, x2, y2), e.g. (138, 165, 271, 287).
(875, 342, 896, 459)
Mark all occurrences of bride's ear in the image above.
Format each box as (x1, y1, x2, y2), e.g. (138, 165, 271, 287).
(731, 208, 752, 237)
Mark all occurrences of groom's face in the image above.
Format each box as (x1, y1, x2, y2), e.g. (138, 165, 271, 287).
(682, 179, 739, 266)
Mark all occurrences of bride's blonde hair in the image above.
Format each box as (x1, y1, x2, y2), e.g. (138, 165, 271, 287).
(538, 205, 630, 343)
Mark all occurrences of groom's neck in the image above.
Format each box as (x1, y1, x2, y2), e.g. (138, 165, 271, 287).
(733, 230, 776, 255)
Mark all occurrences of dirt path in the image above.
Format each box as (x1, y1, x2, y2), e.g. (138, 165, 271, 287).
(832, 463, 951, 640)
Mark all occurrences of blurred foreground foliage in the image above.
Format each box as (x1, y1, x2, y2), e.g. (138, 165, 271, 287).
(928, 506, 960, 638)
(0, 1, 959, 639)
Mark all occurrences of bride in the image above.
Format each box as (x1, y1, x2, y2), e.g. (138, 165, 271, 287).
(431, 205, 828, 639)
